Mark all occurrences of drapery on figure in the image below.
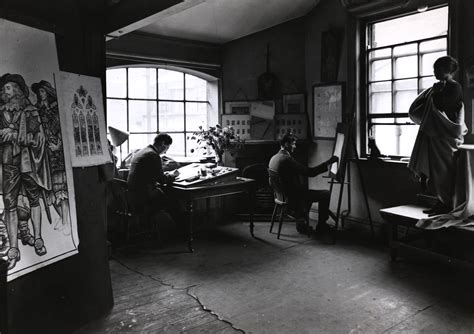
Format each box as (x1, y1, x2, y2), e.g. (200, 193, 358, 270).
(32, 80, 71, 236)
(408, 56, 467, 216)
(0, 73, 52, 269)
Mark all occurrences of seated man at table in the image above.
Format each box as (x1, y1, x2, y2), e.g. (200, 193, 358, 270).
(127, 133, 179, 219)
(268, 132, 338, 235)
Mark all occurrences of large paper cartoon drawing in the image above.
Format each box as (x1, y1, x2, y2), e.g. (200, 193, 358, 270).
(58, 72, 111, 168)
(0, 19, 79, 281)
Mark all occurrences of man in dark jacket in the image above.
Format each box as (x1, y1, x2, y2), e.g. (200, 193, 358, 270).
(268, 132, 337, 234)
(127, 133, 179, 216)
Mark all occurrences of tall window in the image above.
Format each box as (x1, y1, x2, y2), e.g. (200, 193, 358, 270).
(365, 6, 448, 157)
(106, 67, 216, 157)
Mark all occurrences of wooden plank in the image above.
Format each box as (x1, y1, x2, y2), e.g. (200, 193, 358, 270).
(107, 301, 200, 332)
(81, 259, 236, 333)
(111, 289, 186, 314)
(379, 204, 429, 221)
(113, 279, 165, 297)
(176, 312, 221, 332)
(93, 293, 195, 332)
(142, 305, 211, 332)
(380, 205, 474, 232)
(184, 320, 236, 333)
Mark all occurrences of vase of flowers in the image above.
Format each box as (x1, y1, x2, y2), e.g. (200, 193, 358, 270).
(188, 125, 244, 165)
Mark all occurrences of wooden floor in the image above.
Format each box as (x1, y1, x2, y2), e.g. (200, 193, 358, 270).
(77, 221, 474, 333)
(76, 259, 241, 333)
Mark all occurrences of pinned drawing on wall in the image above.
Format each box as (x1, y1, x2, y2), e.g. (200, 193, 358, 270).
(313, 82, 344, 139)
(321, 29, 342, 82)
(224, 101, 251, 114)
(57, 72, 111, 167)
(0, 18, 79, 281)
(283, 93, 305, 114)
(221, 114, 251, 139)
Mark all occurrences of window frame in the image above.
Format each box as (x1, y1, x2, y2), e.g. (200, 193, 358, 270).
(106, 65, 213, 157)
(360, 4, 449, 158)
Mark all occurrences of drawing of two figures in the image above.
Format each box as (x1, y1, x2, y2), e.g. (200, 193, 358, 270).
(0, 73, 71, 270)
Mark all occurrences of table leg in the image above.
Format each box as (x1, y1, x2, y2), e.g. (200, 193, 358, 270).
(389, 222, 398, 262)
(187, 200, 194, 253)
(248, 190, 255, 237)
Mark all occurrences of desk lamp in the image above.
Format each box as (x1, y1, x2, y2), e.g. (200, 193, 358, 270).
(108, 126, 129, 167)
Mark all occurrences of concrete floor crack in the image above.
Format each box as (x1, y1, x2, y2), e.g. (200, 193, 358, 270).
(382, 303, 435, 333)
(113, 257, 246, 333)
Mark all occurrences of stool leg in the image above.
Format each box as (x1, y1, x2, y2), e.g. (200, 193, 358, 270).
(270, 204, 278, 233)
(277, 205, 286, 239)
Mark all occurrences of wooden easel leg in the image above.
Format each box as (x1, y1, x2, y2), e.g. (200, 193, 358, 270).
(328, 178, 337, 222)
(341, 163, 351, 229)
(333, 177, 345, 244)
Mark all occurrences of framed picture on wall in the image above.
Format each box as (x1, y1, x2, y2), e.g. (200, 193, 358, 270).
(283, 93, 305, 114)
(312, 82, 344, 139)
(224, 101, 251, 114)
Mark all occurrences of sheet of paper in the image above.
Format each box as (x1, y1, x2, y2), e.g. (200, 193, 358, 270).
(0, 18, 79, 281)
(250, 101, 275, 120)
(330, 133, 344, 175)
(174, 163, 201, 182)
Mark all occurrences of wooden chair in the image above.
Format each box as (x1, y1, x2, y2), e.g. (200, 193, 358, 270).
(242, 164, 274, 215)
(106, 178, 159, 245)
(267, 169, 290, 239)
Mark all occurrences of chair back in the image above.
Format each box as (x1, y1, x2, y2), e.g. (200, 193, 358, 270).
(267, 169, 288, 204)
(106, 178, 130, 216)
(242, 163, 268, 188)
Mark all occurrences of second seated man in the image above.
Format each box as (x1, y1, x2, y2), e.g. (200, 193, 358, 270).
(268, 132, 338, 235)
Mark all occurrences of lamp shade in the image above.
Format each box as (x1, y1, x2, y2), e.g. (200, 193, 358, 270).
(108, 126, 129, 147)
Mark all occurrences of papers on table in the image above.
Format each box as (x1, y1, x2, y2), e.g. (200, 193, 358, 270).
(173, 163, 238, 186)
(174, 163, 201, 182)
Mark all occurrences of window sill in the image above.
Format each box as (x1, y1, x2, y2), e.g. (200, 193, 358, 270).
(356, 157, 409, 166)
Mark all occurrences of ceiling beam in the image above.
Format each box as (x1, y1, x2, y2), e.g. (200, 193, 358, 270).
(106, 0, 184, 40)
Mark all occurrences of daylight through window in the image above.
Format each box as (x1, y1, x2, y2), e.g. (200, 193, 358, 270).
(106, 67, 216, 157)
(365, 6, 448, 157)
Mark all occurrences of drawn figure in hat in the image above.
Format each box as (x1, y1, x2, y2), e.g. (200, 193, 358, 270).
(32, 80, 70, 236)
(0, 73, 52, 269)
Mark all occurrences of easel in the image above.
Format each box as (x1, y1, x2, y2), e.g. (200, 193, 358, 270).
(327, 118, 374, 243)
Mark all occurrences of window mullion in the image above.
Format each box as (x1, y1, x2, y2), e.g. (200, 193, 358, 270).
(156, 69, 159, 133)
(417, 42, 421, 93)
(126, 68, 130, 154)
(183, 73, 187, 157)
(391, 46, 395, 115)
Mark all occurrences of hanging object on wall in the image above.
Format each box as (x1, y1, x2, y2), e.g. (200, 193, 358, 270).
(321, 29, 343, 82)
(57, 72, 112, 168)
(258, 43, 280, 100)
(340, 0, 411, 17)
(466, 56, 474, 89)
(0, 18, 79, 281)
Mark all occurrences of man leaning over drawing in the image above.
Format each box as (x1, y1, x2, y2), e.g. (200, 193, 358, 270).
(0, 73, 52, 269)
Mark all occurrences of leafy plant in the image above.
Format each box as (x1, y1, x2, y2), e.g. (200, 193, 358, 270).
(188, 124, 245, 160)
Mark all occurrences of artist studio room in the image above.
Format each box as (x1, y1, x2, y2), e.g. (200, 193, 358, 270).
(1, 0, 474, 333)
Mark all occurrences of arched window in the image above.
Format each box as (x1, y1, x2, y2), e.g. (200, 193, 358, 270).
(106, 66, 218, 157)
